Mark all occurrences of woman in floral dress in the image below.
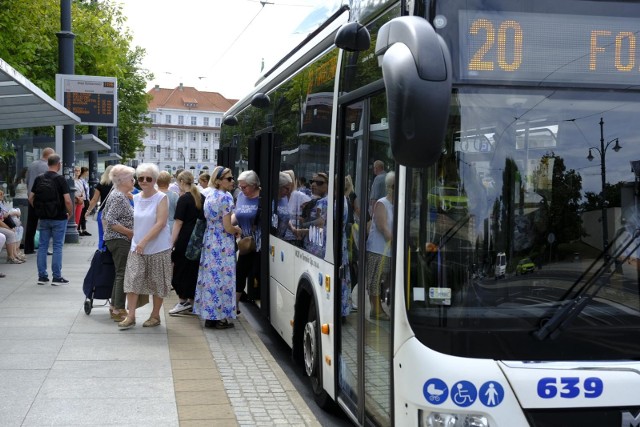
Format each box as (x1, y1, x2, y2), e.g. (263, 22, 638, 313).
(193, 166, 241, 329)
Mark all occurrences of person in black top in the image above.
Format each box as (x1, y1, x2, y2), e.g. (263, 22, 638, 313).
(86, 165, 114, 249)
(169, 171, 205, 315)
(28, 154, 73, 285)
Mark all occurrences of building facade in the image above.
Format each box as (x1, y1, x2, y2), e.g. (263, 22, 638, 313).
(135, 84, 237, 177)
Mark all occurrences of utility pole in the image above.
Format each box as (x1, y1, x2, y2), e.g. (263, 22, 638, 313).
(57, 0, 79, 243)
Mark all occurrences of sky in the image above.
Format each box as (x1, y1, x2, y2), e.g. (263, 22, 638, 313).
(116, 0, 336, 100)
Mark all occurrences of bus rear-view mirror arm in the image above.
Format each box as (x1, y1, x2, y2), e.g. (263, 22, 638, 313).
(375, 16, 452, 168)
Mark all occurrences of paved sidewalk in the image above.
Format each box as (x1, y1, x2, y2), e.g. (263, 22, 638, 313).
(0, 219, 320, 426)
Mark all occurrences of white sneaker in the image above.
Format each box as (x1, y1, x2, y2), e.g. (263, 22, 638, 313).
(169, 301, 192, 314)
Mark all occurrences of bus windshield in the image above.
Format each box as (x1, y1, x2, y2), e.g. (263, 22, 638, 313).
(405, 86, 640, 361)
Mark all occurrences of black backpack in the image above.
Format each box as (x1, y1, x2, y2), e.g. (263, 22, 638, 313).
(33, 173, 61, 219)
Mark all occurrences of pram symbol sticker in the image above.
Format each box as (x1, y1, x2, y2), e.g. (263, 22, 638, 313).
(479, 381, 504, 407)
(451, 381, 477, 407)
(423, 378, 448, 405)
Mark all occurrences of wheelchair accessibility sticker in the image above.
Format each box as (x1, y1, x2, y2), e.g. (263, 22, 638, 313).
(423, 379, 504, 407)
(451, 381, 477, 407)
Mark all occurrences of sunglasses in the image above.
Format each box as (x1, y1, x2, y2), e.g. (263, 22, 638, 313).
(310, 179, 327, 185)
(137, 176, 153, 183)
(223, 177, 234, 182)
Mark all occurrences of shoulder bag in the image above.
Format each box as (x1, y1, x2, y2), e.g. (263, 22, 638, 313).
(185, 218, 206, 261)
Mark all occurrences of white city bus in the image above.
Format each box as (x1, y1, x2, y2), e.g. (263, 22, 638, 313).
(221, 0, 640, 425)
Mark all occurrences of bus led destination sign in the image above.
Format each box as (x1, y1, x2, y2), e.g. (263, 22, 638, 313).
(56, 75, 117, 126)
(459, 10, 640, 86)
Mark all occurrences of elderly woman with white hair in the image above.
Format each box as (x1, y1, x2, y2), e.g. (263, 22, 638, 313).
(102, 164, 136, 322)
(118, 163, 172, 330)
(233, 169, 262, 307)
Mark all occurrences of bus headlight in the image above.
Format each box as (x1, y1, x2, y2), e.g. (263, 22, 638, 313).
(419, 410, 489, 427)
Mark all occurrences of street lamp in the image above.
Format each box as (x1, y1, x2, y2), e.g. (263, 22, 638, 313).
(587, 117, 622, 255)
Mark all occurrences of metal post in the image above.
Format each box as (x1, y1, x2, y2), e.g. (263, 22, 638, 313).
(57, 0, 79, 243)
(88, 126, 99, 190)
(600, 118, 609, 256)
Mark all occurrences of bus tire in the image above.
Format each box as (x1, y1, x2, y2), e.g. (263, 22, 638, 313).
(303, 299, 331, 408)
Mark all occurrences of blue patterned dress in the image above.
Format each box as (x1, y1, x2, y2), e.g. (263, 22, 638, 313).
(193, 189, 236, 321)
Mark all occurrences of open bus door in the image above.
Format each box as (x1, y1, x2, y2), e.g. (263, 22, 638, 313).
(336, 88, 395, 427)
(247, 129, 281, 318)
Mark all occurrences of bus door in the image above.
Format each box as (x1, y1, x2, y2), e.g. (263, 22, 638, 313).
(337, 90, 394, 427)
(247, 129, 281, 317)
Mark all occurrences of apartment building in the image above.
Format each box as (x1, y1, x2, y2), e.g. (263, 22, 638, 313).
(136, 84, 237, 176)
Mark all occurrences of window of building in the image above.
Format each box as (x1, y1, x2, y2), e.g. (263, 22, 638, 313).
(214, 132, 220, 140)
(164, 147, 171, 160)
(150, 129, 157, 140)
(151, 113, 157, 123)
(203, 148, 209, 160)
(165, 114, 172, 124)
(203, 117, 209, 126)
(203, 132, 210, 142)
(215, 117, 221, 127)
(190, 148, 196, 160)
(165, 130, 172, 141)
(150, 147, 157, 158)
(178, 115, 184, 125)
(177, 148, 184, 160)
(177, 131, 185, 142)
(190, 132, 197, 142)
(191, 116, 197, 126)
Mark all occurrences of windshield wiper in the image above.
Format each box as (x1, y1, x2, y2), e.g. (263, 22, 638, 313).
(534, 227, 640, 341)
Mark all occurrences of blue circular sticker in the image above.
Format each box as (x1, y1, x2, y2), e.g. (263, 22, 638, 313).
(451, 380, 477, 407)
(423, 378, 449, 405)
(479, 381, 504, 407)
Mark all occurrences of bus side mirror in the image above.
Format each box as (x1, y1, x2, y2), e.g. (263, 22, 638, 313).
(335, 22, 370, 52)
(223, 115, 238, 126)
(375, 16, 452, 168)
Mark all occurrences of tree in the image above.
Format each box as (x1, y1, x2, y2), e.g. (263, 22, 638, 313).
(0, 0, 151, 161)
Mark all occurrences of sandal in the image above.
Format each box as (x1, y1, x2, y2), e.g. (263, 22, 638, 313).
(118, 317, 136, 330)
(7, 258, 23, 264)
(214, 319, 234, 329)
(0, 272, 5, 278)
(142, 317, 161, 327)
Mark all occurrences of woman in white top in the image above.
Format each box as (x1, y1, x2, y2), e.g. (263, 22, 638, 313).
(365, 172, 395, 321)
(119, 163, 172, 330)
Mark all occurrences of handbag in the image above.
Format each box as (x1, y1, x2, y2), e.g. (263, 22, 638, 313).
(237, 236, 256, 256)
(185, 218, 206, 261)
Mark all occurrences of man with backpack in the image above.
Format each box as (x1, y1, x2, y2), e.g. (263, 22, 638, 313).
(28, 154, 73, 285)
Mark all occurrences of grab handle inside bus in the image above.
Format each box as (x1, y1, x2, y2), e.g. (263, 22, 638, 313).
(375, 16, 452, 168)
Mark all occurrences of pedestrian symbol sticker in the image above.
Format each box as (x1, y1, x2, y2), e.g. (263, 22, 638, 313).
(479, 381, 504, 407)
(423, 378, 448, 405)
(451, 380, 477, 407)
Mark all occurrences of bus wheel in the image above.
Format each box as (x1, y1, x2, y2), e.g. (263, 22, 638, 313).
(303, 300, 331, 407)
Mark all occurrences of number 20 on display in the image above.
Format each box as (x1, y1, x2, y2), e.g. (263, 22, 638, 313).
(537, 377, 603, 399)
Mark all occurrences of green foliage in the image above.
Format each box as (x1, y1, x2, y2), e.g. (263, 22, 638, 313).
(0, 0, 151, 161)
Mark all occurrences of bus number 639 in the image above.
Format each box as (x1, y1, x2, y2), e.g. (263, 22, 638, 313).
(537, 377, 604, 399)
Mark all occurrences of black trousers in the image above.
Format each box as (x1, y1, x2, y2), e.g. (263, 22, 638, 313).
(24, 203, 38, 253)
(236, 250, 260, 300)
(78, 200, 89, 231)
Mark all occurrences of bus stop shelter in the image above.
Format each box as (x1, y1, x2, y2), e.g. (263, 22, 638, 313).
(0, 58, 80, 129)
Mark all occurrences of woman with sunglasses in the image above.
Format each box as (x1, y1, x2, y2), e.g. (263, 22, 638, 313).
(193, 166, 241, 329)
(233, 169, 262, 309)
(294, 172, 329, 258)
(118, 163, 172, 330)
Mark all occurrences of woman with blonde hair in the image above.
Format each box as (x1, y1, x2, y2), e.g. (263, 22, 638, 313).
(157, 170, 179, 232)
(87, 165, 114, 249)
(169, 170, 205, 315)
(118, 163, 172, 329)
(194, 166, 241, 328)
